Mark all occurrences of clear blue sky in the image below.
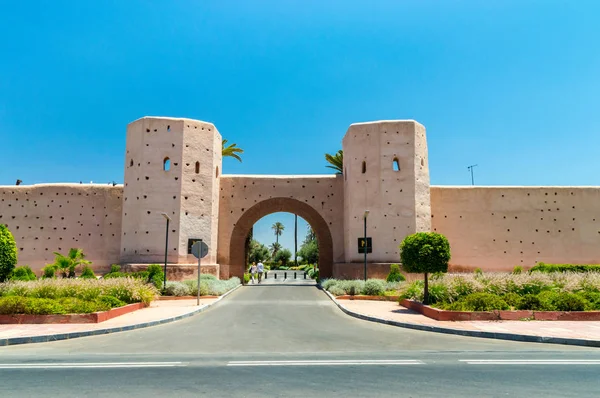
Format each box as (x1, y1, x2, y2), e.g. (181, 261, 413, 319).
(1, 1, 599, 252)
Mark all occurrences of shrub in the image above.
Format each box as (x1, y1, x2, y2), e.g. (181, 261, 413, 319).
(502, 292, 522, 307)
(362, 279, 386, 296)
(41, 264, 58, 279)
(400, 280, 424, 302)
(243, 273, 250, 284)
(95, 295, 126, 309)
(164, 281, 192, 297)
(110, 264, 121, 273)
(321, 279, 339, 290)
(474, 268, 483, 275)
(385, 281, 402, 292)
(427, 283, 450, 304)
(181, 277, 240, 296)
(516, 294, 549, 311)
(444, 293, 509, 311)
(386, 264, 406, 282)
(529, 262, 600, 273)
(551, 292, 588, 312)
(329, 286, 346, 296)
(512, 266, 524, 275)
(0, 296, 27, 314)
(146, 264, 164, 289)
(338, 280, 365, 296)
(80, 266, 96, 279)
(0, 225, 18, 282)
(400, 232, 451, 304)
(10, 266, 37, 281)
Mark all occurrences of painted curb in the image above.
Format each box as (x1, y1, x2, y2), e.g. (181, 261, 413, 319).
(0, 284, 242, 347)
(318, 286, 600, 348)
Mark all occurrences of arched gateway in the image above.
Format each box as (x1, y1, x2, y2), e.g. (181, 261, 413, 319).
(227, 197, 334, 279)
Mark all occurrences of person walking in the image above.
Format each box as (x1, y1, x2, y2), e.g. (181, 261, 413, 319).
(257, 260, 264, 283)
(249, 262, 257, 284)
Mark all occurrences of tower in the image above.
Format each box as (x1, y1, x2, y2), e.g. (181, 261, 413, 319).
(120, 117, 221, 269)
(342, 120, 431, 264)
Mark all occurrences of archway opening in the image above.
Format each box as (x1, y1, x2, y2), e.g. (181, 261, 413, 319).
(228, 197, 333, 280)
(246, 212, 318, 275)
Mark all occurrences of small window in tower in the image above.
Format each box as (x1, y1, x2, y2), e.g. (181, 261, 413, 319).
(167, 125, 171, 132)
(130, 159, 133, 167)
(393, 158, 400, 171)
(362, 161, 366, 174)
(195, 161, 200, 174)
(216, 166, 220, 178)
(163, 157, 171, 171)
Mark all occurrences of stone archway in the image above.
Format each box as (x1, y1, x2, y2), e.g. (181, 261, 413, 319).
(228, 197, 334, 279)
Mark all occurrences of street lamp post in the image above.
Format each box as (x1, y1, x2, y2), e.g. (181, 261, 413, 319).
(363, 210, 369, 281)
(161, 213, 171, 291)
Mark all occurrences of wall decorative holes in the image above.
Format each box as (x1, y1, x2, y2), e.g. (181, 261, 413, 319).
(130, 159, 133, 167)
(361, 161, 366, 174)
(167, 125, 170, 132)
(163, 157, 171, 171)
(392, 158, 400, 171)
(216, 166, 219, 178)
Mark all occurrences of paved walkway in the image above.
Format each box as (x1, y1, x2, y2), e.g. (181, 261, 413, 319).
(0, 298, 218, 342)
(339, 299, 600, 343)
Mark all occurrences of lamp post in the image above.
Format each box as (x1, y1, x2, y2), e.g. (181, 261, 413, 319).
(161, 213, 171, 291)
(363, 210, 369, 281)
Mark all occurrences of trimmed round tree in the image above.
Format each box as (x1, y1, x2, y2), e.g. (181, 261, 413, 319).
(0, 224, 18, 282)
(399, 232, 451, 305)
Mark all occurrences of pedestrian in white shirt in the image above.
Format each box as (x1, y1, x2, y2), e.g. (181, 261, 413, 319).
(249, 262, 257, 284)
(257, 261, 264, 283)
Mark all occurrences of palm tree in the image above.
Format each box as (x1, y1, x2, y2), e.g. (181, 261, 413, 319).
(52, 248, 91, 278)
(325, 150, 343, 173)
(222, 139, 244, 162)
(272, 222, 284, 244)
(269, 242, 282, 258)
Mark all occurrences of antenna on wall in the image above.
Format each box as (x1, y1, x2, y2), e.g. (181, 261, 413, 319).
(467, 164, 478, 186)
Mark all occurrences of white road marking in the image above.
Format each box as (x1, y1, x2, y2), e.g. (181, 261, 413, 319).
(460, 359, 600, 365)
(227, 359, 424, 366)
(0, 362, 185, 369)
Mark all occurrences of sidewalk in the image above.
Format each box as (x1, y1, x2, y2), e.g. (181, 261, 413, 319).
(333, 297, 600, 347)
(0, 297, 219, 346)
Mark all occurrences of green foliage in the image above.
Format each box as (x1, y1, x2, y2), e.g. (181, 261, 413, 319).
(386, 264, 406, 282)
(110, 264, 121, 273)
(362, 279, 386, 296)
(298, 240, 319, 265)
(146, 264, 164, 289)
(512, 266, 524, 275)
(248, 240, 270, 263)
(516, 294, 548, 311)
(164, 281, 192, 296)
(222, 139, 244, 162)
(0, 294, 128, 315)
(41, 264, 58, 279)
(79, 266, 96, 279)
(400, 232, 451, 274)
(443, 293, 509, 311)
(51, 248, 91, 278)
(324, 149, 343, 174)
(10, 266, 37, 281)
(180, 277, 241, 295)
(0, 224, 18, 282)
(529, 262, 600, 273)
(474, 268, 483, 275)
(502, 292, 522, 307)
(274, 249, 292, 266)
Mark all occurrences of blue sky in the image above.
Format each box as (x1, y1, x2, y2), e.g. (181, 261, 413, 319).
(1, 1, 599, 253)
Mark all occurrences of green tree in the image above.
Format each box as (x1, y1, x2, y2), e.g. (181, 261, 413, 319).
(51, 248, 91, 278)
(269, 242, 282, 258)
(272, 222, 284, 244)
(248, 240, 270, 263)
(222, 139, 243, 162)
(0, 224, 18, 282)
(298, 239, 319, 265)
(399, 232, 451, 305)
(274, 248, 292, 266)
(325, 150, 343, 174)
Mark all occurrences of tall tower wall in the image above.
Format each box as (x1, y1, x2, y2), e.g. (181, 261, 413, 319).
(342, 120, 431, 264)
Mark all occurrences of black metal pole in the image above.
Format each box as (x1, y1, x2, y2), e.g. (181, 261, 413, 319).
(294, 214, 298, 266)
(164, 218, 169, 291)
(364, 216, 367, 281)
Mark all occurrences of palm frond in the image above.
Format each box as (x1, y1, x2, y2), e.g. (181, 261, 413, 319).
(222, 139, 244, 162)
(324, 150, 343, 174)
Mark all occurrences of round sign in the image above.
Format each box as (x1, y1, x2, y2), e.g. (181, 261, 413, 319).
(192, 241, 209, 259)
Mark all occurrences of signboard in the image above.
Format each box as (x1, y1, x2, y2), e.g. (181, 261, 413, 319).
(358, 237, 372, 254)
(188, 238, 202, 254)
(192, 241, 209, 259)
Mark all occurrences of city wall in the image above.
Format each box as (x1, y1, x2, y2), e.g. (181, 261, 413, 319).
(0, 184, 123, 273)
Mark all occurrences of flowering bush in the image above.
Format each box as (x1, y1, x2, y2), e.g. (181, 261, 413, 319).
(321, 278, 403, 296)
(0, 278, 158, 305)
(167, 277, 240, 297)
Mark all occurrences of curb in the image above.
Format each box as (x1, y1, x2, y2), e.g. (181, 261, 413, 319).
(0, 284, 242, 347)
(319, 287, 600, 348)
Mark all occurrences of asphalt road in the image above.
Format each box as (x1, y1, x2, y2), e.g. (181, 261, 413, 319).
(1, 284, 599, 397)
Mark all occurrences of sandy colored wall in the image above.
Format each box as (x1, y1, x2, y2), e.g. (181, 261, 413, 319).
(217, 175, 345, 270)
(431, 186, 600, 271)
(0, 184, 122, 274)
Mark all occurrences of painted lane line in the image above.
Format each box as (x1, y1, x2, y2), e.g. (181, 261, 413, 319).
(228, 360, 424, 367)
(0, 362, 185, 369)
(460, 360, 600, 365)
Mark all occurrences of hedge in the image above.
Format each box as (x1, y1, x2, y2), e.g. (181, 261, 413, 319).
(529, 262, 600, 273)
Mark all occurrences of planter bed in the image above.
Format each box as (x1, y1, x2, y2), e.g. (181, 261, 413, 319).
(400, 299, 600, 321)
(158, 295, 219, 300)
(335, 295, 400, 302)
(0, 303, 147, 324)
